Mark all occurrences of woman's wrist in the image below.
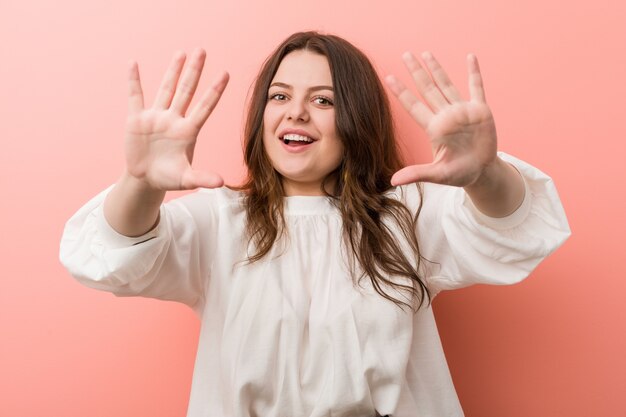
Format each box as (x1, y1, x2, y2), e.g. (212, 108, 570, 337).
(119, 171, 167, 201)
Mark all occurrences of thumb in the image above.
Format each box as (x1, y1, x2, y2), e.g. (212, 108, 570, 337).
(180, 169, 224, 190)
(391, 163, 442, 186)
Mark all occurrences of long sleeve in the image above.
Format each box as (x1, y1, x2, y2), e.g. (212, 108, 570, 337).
(390, 153, 571, 417)
(59, 187, 221, 314)
(402, 152, 571, 294)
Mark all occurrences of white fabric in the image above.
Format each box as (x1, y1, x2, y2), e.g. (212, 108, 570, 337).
(59, 153, 571, 417)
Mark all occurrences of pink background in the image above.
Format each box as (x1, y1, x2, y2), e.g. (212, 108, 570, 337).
(1, 0, 624, 416)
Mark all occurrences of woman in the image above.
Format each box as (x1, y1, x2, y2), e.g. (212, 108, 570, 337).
(60, 32, 570, 416)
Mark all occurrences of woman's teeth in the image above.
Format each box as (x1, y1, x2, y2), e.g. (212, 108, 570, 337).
(283, 134, 314, 145)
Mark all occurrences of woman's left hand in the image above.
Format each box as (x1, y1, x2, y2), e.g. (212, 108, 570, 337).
(385, 52, 497, 187)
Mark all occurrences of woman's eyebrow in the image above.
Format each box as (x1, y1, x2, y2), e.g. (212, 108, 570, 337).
(269, 82, 334, 92)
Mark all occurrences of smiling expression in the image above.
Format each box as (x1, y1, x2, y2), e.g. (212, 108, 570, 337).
(262, 50, 344, 196)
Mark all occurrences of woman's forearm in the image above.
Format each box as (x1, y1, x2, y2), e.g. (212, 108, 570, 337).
(103, 172, 166, 237)
(463, 157, 526, 218)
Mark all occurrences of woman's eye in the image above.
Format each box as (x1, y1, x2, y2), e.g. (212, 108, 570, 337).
(269, 93, 287, 101)
(313, 96, 334, 106)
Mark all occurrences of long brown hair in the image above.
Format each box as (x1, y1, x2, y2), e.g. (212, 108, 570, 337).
(238, 31, 430, 311)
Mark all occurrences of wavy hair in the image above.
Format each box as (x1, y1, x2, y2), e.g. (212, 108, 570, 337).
(238, 31, 430, 311)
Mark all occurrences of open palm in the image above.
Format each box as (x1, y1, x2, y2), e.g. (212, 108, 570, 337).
(386, 52, 497, 187)
(125, 49, 229, 191)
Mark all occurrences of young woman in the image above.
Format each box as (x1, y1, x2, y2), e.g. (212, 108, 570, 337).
(60, 32, 570, 417)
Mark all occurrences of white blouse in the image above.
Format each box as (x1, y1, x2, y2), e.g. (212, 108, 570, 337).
(59, 153, 570, 417)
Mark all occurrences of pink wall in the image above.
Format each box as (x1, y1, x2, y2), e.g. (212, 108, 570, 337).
(1, 0, 624, 416)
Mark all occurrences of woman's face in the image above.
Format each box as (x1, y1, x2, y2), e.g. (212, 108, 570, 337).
(262, 50, 344, 196)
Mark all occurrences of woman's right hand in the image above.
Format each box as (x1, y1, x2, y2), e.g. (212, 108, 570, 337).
(125, 48, 229, 191)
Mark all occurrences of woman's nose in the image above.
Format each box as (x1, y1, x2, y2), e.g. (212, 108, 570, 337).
(286, 99, 309, 122)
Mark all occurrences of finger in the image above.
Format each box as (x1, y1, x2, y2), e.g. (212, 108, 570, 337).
(189, 71, 230, 129)
(391, 163, 443, 186)
(421, 51, 462, 103)
(402, 52, 448, 111)
(170, 48, 206, 115)
(180, 169, 224, 189)
(467, 54, 486, 103)
(153, 51, 186, 109)
(128, 61, 144, 113)
(385, 75, 432, 128)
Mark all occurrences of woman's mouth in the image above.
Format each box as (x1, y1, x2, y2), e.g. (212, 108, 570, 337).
(282, 133, 315, 146)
